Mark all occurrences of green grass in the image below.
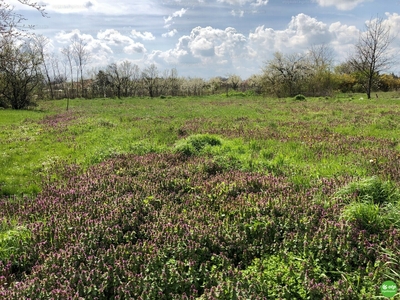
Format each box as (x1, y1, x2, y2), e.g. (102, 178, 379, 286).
(0, 93, 400, 298)
(335, 176, 399, 205)
(0, 93, 400, 196)
(0, 218, 31, 262)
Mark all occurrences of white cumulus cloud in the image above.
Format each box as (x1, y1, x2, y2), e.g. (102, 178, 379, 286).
(148, 25, 248, 74)
(382, 12, 400, 45)
(97, 29, 146, 54)
(131, 30, 155, 41)
(55, 29, 114, 63)
(217, 0, 268, 6)
(313, 0, 371, 10)
(97, 29, 134, 45)
(30, 0, 161, 15)
(162, 29, 178, 38)
(249, 13, 333, 55)
(164, 8, 188, 27)
(231, 10, 244, 17)
(123, 43, 146, 54)
(50, 11, 400, 79)
(247, 13, 366, 68)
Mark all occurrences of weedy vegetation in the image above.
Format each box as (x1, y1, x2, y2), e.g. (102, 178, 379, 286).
(0, 93, 399, 299)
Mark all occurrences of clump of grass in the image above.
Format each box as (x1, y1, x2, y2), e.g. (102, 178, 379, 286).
(335, 176, 399, 205)
(380, 246, 400, 282)
(129, 141, 167, 155)
(174, 134, 222, 156)
(341, 202, 388, 233)
(97, 118, 116, 128)
(294, 94, 306, 101)
(338, 177, 400, 233)
(89, 147, 124, 164)
(0, 219, 31, 262)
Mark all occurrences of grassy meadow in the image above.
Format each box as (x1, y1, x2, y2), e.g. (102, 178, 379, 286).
(0, 93, 400, 298)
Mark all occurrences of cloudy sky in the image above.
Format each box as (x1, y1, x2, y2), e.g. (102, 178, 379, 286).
(11, 0, 400, 79)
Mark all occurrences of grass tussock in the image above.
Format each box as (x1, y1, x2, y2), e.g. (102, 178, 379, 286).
(174, 134, 222, 156)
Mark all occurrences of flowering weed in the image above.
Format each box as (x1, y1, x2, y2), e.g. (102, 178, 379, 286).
(0, 95, 399, 298)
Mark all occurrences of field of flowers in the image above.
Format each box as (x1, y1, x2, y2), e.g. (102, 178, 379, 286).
(0, 94, 400, 299)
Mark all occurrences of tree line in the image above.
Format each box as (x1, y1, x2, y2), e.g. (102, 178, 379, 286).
(0, 2, 397, 109)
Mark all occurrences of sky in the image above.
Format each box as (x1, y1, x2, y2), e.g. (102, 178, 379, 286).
(10, 0, 400, 79)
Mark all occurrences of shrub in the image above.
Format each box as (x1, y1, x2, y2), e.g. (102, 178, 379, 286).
(0, 97, 9, 108)
(294, 94, 306, 101)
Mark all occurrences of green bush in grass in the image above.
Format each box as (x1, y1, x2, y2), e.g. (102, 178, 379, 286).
(294, 94, 306, 101)
(174, 134, 222, 156)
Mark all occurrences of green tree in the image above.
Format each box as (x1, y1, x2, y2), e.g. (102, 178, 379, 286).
(93, 69, 112, 98)
(0, 37, 43, 109)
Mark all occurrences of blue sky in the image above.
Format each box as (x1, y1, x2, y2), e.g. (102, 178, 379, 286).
(11, 0, 400, 79)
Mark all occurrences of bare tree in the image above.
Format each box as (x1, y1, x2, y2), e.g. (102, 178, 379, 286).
(307, 44, 335, 96)
(49, 55, 67, 99)
(31, 34, 54, 99)
(106, 61, 140, 98)
(49, 54, 67, 84)
(141, 64, 159, 98)
(61, 46, 75, 98)
(0, 0, 46, 38)
(158, 68, 170, 96)
(107, 62, 125, 99)
(308, 44, 334, 69)
(106, 63, 122, 98)
(71, 36, 90, 97)
(130, 63, 140, 97)
(120, 61, 139, 97)
(349, 16, 395, 99)
(169, 67, 179, 96)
